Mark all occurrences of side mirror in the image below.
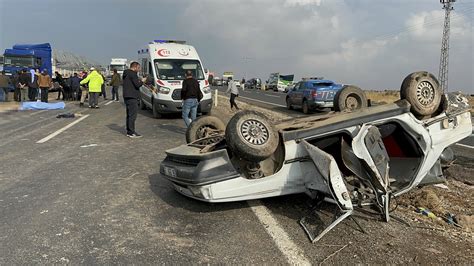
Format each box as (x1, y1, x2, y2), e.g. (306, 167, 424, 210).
(145, 76, 154, 85)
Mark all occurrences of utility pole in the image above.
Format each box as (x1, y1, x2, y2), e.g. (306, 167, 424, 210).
(438, 0, 455, 93)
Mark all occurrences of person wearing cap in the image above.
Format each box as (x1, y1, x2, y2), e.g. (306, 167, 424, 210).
(80, 67, 104, 108)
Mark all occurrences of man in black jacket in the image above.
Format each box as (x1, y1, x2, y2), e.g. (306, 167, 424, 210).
(181, 70, 202, 127)
(122, 62, 143, 138)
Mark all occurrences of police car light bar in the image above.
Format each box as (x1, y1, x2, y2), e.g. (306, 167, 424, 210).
(153, 40, 186, 44)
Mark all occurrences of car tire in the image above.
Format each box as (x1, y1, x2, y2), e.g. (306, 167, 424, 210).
(140, 97, 147, 110)
(186, 116, 225, 143)
(334, 85, 367, 112)
(225, 110, 279, 162)
(302, 100, 309, 114)
(400, 71, 441, 117)
(286, 97, 293, 110)
(152, 99, 162, 119)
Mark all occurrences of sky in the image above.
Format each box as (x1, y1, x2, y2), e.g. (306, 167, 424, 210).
(0, 0, 473, 92)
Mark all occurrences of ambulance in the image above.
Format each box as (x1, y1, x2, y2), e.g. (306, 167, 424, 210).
(137, 40, 212, 118)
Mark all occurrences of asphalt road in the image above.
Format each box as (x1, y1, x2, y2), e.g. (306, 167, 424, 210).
(1, 89, 473, 264)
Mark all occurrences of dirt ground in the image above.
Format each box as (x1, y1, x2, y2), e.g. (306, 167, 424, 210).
(212, 93, 473, 263)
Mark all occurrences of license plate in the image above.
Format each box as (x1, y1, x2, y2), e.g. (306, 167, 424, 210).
(163, 166, 177, 177)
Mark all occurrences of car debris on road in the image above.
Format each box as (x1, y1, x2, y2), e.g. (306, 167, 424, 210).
(160, 71, 472, 242)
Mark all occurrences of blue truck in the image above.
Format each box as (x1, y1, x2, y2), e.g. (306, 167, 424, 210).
(2, 43, 53, 76)
(286, 79, 343, 113)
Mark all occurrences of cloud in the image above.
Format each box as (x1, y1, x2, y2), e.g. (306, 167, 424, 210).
(173, 0, 472, 92)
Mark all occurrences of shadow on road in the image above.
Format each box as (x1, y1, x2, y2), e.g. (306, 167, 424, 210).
(148, 173, 250, 213)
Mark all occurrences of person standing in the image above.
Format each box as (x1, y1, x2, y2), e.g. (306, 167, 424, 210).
(99, 71, 107, 100)
(122, 62, 143, 138)
(0, 71, 11, 102)
(18, 69, 30, 102)
(181, 70, 202, 127)
(226, 77, 240, 110)
(69, 73, 81, 101)
(12, 71, 21, 102)
(28, 69, 39, 101)
(79, 71, 89, 107)
(109, 69, 121, 101)
(80, 68, 103, 108)
(55, 71, 69, 100)
(38, 70, 52, 102)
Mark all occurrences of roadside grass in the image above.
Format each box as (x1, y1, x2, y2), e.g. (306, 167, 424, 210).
(365, 90, 399, 105)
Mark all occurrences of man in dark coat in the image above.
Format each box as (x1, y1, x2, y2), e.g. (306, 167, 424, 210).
(69, 73, 81, 101)
(122, 62, 143, 138)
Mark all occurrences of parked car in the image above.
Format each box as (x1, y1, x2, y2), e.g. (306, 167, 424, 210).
(159, 71, 472, 242)
(286, 79, 353, 113)
(244, 78, 261, 90)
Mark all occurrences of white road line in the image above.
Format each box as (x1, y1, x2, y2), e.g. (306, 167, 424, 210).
(455, 143, 474, 149)
(104, 101, 114, 106)
(100, 100, 113, 106)
(36, 115, 90, 144)
(266, 94, 282, 98)
(248, 200, 311, 265)
(239, 96, 286, 108)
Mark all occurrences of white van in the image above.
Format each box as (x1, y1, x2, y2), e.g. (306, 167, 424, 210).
(137, 40, 212, 118)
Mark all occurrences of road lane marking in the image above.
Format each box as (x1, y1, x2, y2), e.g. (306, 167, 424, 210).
(455, 143, 474, 149)
(36, 115, 90, 143)
(105, 101, 114, 106)
(248, 200, 311, 265)
(238, 96, 286, 108)
(266, 94, 282, 98)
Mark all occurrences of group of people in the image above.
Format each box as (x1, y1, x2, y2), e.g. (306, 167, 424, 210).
(0, 69, 55, 103)
(0, 68, 122, 108)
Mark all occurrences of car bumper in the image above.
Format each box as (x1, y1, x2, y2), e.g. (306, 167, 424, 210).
(160, 145, 240, 187)
(154, 98, 213, 113)
(310, 100, 333, 109)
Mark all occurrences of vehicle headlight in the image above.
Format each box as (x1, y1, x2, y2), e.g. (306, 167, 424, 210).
(203, 86, 211, 94)
(158, 87, 170, 94)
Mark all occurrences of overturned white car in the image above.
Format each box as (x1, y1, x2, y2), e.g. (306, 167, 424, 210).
(160, 71, 472, 241)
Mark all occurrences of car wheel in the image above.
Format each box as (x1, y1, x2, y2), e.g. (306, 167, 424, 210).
(400, 71, 441, 117)
(225, 110, 279, 162)
(302, 100, 309, 114)
(186, 116, 225, 143)
(152, 100, 162, 119)
(140, 97, 147, 110)
(334, 85, 367, 112)
(286, 97, 293, 110)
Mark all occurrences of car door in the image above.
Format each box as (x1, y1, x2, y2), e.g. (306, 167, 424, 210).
(295, 82, 306, 106)
(351, 124, 390, 193)
(289, 82, 300, 105)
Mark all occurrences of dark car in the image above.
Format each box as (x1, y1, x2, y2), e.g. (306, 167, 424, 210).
(244, 78, 261, 90)
(286, 79, 344, 113)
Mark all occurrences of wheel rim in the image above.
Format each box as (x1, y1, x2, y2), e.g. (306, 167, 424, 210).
(416, 81, 435, 106)
(345, 95, 360, 110)
(240, 119, 269, 145)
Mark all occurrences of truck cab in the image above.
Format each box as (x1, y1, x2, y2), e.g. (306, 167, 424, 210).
(3, 43, 52, 76)
(137, 40, 212, 118)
